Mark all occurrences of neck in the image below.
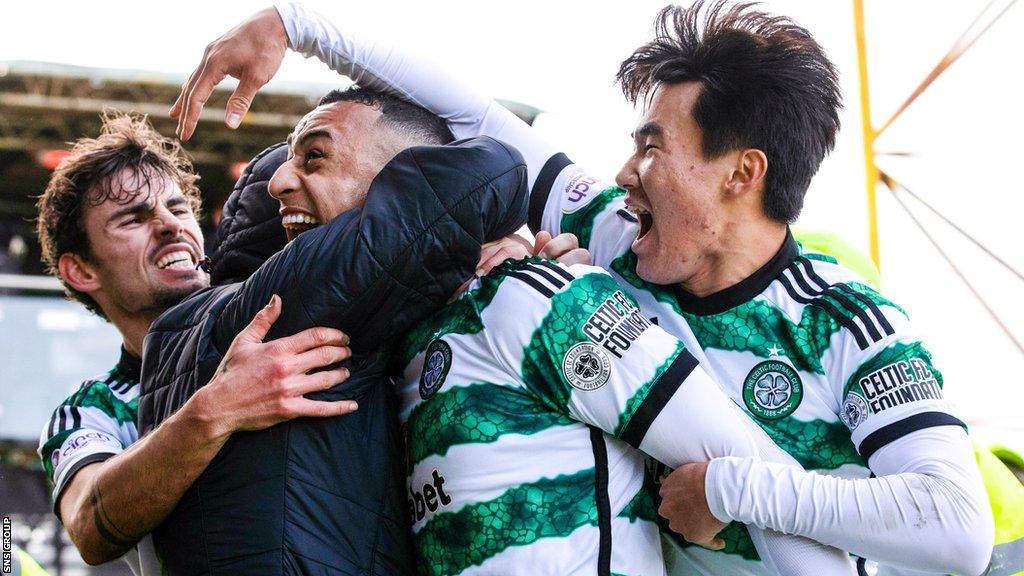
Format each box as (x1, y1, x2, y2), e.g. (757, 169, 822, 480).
(680, 220, 788, 297)
(106, 309, 160, 359)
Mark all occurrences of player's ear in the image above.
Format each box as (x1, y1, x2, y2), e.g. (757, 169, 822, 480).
(724, 148, 767, 199)
(59, 252, 102, 294)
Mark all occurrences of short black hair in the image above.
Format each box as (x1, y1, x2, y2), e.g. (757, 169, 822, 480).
(318, 86, 454, 145)
(617, 1, 842, 223)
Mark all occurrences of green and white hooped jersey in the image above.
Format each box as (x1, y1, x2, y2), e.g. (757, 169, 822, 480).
(528, 154, 965, 576)
(37, 348, 160, 576)
(393, 257, 715, 576)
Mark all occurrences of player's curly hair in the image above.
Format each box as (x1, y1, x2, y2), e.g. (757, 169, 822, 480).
(616, 1, 842, 223)
(36, 111, 201, 319)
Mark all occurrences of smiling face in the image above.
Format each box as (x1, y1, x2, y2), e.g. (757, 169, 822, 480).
(269, 101, 402, 241)
(72, 169, 207, 318)
(615, 82, 740, 286)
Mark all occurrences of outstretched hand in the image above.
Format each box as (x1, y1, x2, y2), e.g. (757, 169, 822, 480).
(170, 7, 288, 140)
(195, 295, 357, 439)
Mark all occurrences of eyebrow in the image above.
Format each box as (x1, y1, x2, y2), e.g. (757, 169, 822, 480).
(633, 122, 663, 140)
(108, 194, 188, 222)
(291, 128, 333, 151)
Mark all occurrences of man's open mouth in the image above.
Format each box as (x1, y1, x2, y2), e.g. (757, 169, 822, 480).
(633, 205, 653, 240)
(156, 250, 196, 270)
(282, 213, 321, 236)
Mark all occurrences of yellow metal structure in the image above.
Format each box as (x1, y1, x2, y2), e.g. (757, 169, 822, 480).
(851, 0, 881, 272)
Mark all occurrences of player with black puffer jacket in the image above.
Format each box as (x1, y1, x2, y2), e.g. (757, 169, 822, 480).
(138, 136, 528, 575)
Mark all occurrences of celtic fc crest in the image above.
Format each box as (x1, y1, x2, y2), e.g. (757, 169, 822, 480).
(419, 340, 452, 400)
(562, 342, 611, 391)
(743, 360, 803, 420)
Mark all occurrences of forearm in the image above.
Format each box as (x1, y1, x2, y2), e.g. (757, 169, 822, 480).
(706, 427, 993, 575)
(641, 367, 853, 574)
(279, 3, 487, 122)
(276, 2, 557, 186)
(63, 394, 227, 563)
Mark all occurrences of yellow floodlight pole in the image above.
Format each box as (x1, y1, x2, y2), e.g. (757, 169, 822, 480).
(852, 0, 881, 272)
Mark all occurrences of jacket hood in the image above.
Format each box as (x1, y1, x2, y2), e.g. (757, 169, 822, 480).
(208, 142, 289, 285)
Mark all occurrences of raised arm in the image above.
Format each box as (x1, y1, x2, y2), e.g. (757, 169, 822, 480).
(171, 4, 558, 187)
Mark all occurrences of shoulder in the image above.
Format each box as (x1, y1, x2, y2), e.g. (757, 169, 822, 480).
(407, 136, 526, 183)
(39, 370, 128, 447)
(150, 284, 238, 334)
(487, 257, 619, 301)
(773, 253, 908, 352)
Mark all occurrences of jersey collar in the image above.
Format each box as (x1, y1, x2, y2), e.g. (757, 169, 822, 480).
(116, 346, 142, 381)
(672, 228, 797, 316)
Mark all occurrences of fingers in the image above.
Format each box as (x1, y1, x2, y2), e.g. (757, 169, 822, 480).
(290, 344, 352, 375)
(274, 325, 351, 354)
(704, 538, 726, 551)
(170, 56, 204, 120)
(291, 366, 351, 394)
(532, 230, 553, 255)
(179, 58, 227, 141)
(290, 397, 359, 419)
(476, 246, 519, 277)
(225, 75, 262, 130)
(237, 294, 281, 344)
(537, 232, 580, 260)
(555, 248, 591, 267)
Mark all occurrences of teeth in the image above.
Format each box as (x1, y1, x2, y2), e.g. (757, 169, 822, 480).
(156, 251, 193, 269)
(627, 205, 650, 215)
(281, 213, 321, 228)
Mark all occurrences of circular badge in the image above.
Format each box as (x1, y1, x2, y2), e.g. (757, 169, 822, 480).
(562, 342, 612, 391)
(743, 360, 803, 420)
(419, 340, 452, 400)
(840, 394, 870, 431)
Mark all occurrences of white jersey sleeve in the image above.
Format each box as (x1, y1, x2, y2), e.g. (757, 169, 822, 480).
(276, 1, 558, 189)
(37, 381, 136, 515)
(529, 157, 638, 268)
(706, 426, 993, 575)
(828, 299, 962, 460)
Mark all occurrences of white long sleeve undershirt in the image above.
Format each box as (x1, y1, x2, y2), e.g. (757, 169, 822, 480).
(275, 4, 994, 575)
(707, 426, 993, 576)
(277, 2, 558, 189)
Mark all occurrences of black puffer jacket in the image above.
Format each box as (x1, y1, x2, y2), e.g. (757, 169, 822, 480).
(207, 141, 289, 285)
(138, 137, 528, 575)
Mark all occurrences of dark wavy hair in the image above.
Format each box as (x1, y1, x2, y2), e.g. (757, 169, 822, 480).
(617, 1, 842, 223)
(36, 112, 201, 318)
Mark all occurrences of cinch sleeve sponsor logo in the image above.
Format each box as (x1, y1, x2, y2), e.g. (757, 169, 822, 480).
(560, 169, 600, 214)
(58, 430, 119, 463)
(856, 358, 943, 414)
